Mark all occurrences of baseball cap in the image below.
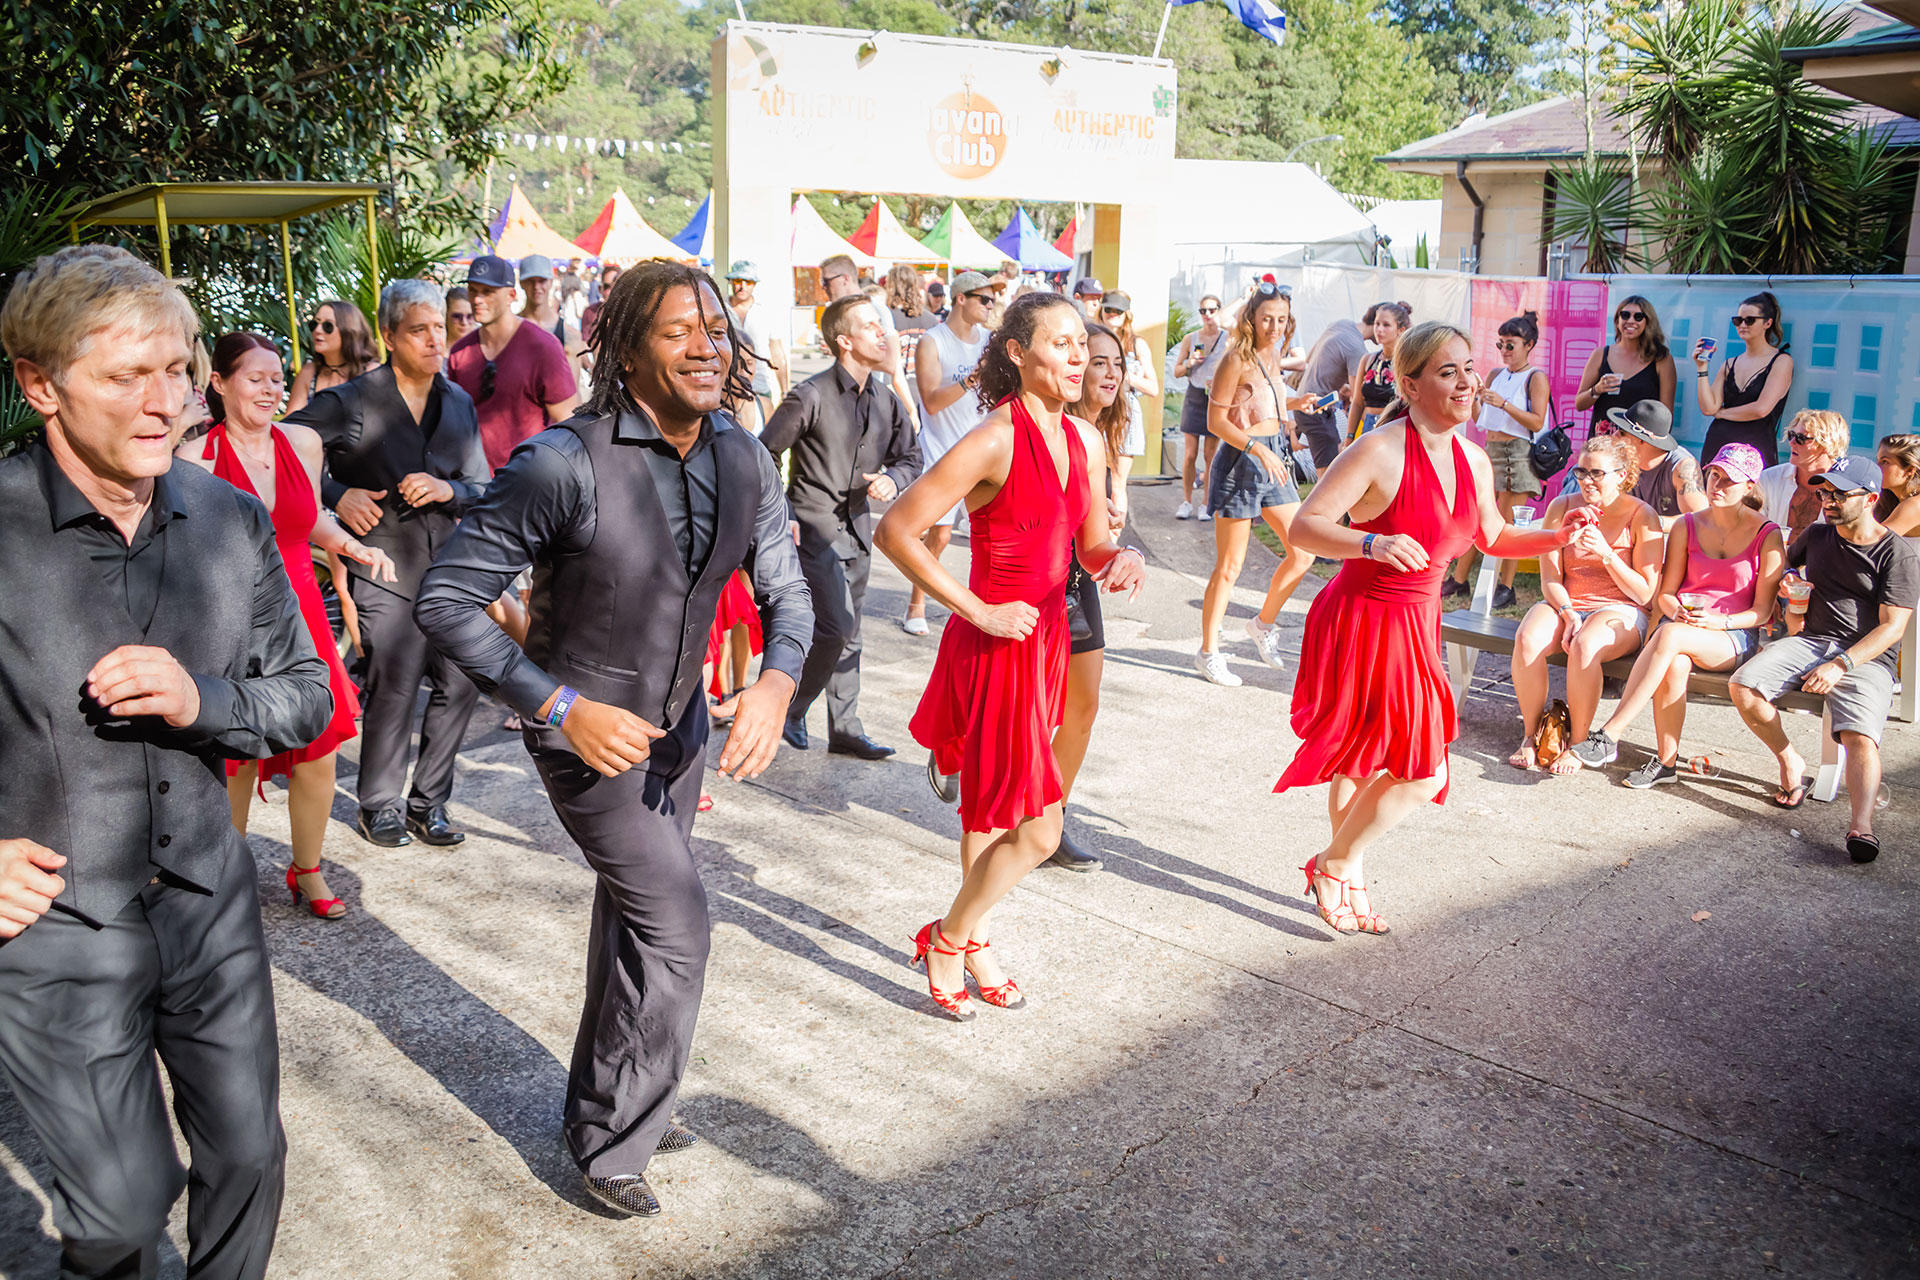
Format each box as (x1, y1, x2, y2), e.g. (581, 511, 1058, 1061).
(726, 259, 759, 282)
(1704, 442, 1766, 486)
(1606, 399, 1677, 452)
(518, 254, 554, 281)
(950, 270, 1003, 296)
(1101, 291, 1132, 313)
(1811, 454, 1882, 496)
(463, 254, 517, 289)
(1073, 277, 1105, 297)
(925, 280, 947, 296)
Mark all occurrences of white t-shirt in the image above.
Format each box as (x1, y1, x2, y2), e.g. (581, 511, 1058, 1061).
(728, 302, 775, 396)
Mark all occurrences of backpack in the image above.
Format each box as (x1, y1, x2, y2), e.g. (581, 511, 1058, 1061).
(1527, 392, 1573, 484)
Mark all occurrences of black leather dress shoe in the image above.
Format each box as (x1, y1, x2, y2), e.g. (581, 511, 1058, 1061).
(357, 808, 412, 847)
(782, 718, 809, 750)
(406, 805, 466, 846)
(583, 1173, 661, 1217)
(928, 750, 960, 804)
(1045, 829, 1103, 872)
(654, 1120, 700, 1156)
(827, 733, 896, 760)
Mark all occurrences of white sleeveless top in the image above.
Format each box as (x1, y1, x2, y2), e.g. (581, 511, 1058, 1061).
(918, 320, 992, 461)
(1478, 365, 1538, 441)
(1185, 329, 1229, 391)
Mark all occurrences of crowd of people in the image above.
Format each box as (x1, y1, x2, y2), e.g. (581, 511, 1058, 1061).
(0, 238, 1909, 1275)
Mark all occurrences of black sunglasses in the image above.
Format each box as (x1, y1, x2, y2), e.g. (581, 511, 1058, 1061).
(1785, 430, 1817, 445)
(1732, 314, 1764, 327)
(965, 291, 997, 304)
(311, 319, 336, 335)
(1198, 306, 1219, 315)
(1616, 309, 1646, 322)
(478, 359, 497, 403)
(1570, 466, 1622, 482)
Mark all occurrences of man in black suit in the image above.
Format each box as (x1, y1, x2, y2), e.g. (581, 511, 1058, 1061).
(416, 261, 812, 1217)
(0, 245, 333, 1278)
(761, 292, 921, 758)
(286, 279, 490, 848)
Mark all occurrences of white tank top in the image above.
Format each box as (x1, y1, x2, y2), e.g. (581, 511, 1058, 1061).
(917, 320, 991, 460)
(1185, 329, 1229, 391)
(1478, 365, 1537, 440)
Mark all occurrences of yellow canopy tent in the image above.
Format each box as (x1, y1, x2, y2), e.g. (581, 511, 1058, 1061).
(69, 181, 386, 366)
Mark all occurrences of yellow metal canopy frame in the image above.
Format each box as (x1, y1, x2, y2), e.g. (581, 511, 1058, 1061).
(69, 182, 387, 368)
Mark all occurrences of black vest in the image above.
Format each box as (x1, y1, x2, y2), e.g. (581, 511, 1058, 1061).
(523, 411, 759, 732)
(0, 457, 286, 924)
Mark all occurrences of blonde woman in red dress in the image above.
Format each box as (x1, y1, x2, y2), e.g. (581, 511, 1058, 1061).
(877, 294, 1145, 1019)
(178, 333, 396, 919)
(1282, 322, 1594, 934)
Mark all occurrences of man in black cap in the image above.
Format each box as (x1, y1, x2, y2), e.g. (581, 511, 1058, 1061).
(415, 260, 812, 1217)
(1610, 399, 1704, 529)
(763, 292, 921, 759)
(1071, 277, 1105, 319)
(924, 279, 949, 321)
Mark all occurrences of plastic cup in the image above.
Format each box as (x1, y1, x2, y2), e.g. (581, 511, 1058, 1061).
(1699, 337, 1718, 357)
(1679, 592, 1707, 612)
(1512, 506, 1535, 527)
(1786, 580, 1813, 604)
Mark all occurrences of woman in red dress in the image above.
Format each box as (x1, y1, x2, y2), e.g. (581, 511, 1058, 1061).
(1282, 323, 1592, 934)
(177, 333, 396, 920)
(877, 294, 1146, 1019)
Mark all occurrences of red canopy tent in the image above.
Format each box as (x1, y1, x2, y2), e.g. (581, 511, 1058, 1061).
(1053, 217, 1078, 259)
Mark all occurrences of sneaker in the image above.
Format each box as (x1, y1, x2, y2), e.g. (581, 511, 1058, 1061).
(1491, 584, 1517, 610)
(1175, 500, 1195, 520)
(1195, 650, 1242, 686)
(902, 613, 930, 637)
(1570, 730, 1618, 767)
(1623, 757, 1678, 789)
(1244, 617, 1286, 671)
(1197, 506, 1213, 522)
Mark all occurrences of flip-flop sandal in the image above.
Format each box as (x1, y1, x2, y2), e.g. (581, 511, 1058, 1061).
(1771, 779, 1809, 809)
(1847, 831, 1881, 864)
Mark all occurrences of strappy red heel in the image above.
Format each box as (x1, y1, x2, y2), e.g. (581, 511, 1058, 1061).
(287, 863, 346, 920)
(1302, 856, 1388, 935)
(962, 939, 1025, 1009)
(910, 919, 975, 1021)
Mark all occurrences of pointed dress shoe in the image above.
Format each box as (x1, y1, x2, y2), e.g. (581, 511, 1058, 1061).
(406, 805, 466, 846)
(356, 807, 412, 848)
(583, 1173, 662, 1217)
(827, 733, 896, 760)
(782, 718, 809, 750)
(654, 1120, 700, 1156)
(1045, 829, 1104, 872)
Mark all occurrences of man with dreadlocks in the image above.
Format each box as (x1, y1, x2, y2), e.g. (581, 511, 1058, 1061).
(415, 261, 813, 1217)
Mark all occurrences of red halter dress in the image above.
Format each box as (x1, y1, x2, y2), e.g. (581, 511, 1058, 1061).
(910, 398, 1090, 832)
(1278, 423, 1480, 804)
(203, 423, 361, 781)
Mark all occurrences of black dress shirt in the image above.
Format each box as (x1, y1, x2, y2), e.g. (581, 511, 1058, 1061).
(761, 362, 921, 558)
(37, 443, 175, 632)
(412, 409, 812, 719)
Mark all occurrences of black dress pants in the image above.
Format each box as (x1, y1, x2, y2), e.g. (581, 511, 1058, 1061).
(790, 541, 870, 740)
(352, 579, 479, 815)
(530, 710, 711, 1178)
(0, 839, 283, 1280)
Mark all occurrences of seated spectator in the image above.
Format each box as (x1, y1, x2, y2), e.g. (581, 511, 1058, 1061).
(1875, 433, 1920, 535)
(1729, 455, 1920, 860)
(1511, 436, 1664, 773)
(1611, 399, 1706, 529)
(1759, 408, 1847, 542)
(1570, 443, 1785, 784)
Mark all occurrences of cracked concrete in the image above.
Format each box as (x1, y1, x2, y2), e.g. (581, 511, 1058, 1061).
(3, 474, 1917, 1278)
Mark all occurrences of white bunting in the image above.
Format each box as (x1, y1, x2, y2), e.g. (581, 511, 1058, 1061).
(615, 140, 626, 157)
(642, 141, 655, 153)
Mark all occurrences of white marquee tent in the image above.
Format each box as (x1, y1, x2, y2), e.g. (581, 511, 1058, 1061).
(1163, 160, 1379, 312)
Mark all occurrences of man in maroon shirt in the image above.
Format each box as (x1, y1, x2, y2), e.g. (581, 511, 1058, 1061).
(448, 254, 579, 472)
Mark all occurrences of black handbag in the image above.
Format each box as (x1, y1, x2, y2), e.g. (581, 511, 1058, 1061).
(1251, 359, 1317, 488)
(1527, 393, 1573, 484)
(1064, 557, 1094, 644)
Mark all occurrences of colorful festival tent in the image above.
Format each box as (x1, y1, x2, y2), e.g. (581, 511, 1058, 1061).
(917, 203, 1005, 270)
(573, 188, 687, 264)
(846, 198, 940, 264)
(672, 192, 715, 264)
(791, 196, 878, 269)
(489, 183, 586, 261)
(992, 206, 1074, 271)
(1053, 217, 1078, 259)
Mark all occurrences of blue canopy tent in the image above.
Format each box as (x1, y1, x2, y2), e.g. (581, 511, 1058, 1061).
(672, 193, 713, 265)
(992, 206, 1074, 271)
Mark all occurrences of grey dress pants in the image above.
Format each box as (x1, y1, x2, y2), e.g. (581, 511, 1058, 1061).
(790, 541, 871, 741)
(0, 839, 284, 1280)
(530, 708, 712, 1178)
(351, 578, 480, 816)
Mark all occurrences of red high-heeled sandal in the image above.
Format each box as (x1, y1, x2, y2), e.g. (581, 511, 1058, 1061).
(1301, 856, 1358, 934)
(963, 939, 1025, 1009)
(910, 919, 974, 1021)
(287, 863, 346, 920)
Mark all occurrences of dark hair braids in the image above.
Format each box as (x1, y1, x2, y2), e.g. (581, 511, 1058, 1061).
(975, 292, 1078, 413)
(585, 259, 750, 416)
(206, 331, 280, 424)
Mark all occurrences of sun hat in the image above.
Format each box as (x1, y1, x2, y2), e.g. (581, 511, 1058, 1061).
(1606, 400, 1677, 452)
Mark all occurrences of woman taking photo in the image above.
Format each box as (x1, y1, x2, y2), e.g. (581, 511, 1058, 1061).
(1570, 443, 1785, 786)
(1099, 291, 1158, 484)
(1446, 311, 1551, 608)
(1695, 290, 1793, 467)
(286, 298, 379, 413)
(878, 294, 1145, 1018)
(1344, 301, 1409, 442)
(1508, 435, 1663, 773)
(1196, 282, 1314, 686)
(1281, 322, 1590, 935)
(1574, 295, 1675, 431)
(1174, 294, 1228, 520)
(178, 333, 397, 920)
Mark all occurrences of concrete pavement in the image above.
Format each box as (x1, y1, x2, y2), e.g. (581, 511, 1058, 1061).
(3, 474, 1916, 1278)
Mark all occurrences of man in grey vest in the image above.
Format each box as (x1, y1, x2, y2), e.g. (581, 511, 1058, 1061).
(415, 261, 812, 1217)
(0, 245, 333, 1278)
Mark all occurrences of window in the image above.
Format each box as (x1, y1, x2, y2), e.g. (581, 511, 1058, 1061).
(1810, 323, 1839, 370)
(1851, 394, 1877, 450)
(1910, 401, 1920, 430)
(1808, 390, 1831, 412)
(1860, 324, 1882, 373)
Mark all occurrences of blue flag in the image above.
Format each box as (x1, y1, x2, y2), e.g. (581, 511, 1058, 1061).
(1221, 0, 1287, 44)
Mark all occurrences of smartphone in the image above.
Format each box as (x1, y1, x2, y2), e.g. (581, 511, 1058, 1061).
(1313, 391, 1338, 412)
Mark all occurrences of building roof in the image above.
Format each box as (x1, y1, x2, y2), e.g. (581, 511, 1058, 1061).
(1783, 18, 1920, 61)
(1379, 97, 1633, 167)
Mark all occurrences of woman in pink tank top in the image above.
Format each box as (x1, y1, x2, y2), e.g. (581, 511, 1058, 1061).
(1568, 443, 1786, 785)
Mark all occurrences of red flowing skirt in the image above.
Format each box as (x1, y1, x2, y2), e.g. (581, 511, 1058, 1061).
(229, 548, 360, 784)
(706, 571, 764, 700)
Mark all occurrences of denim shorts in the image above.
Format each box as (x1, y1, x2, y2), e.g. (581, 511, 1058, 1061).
(1570, 603, 1649, 638)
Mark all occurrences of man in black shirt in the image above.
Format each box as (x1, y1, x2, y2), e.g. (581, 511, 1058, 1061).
(1731, 455, 1920, 861)
(415, 261, 811, 1217)
(286, 279, 490, 848)
(762, 293, 921, 758)
(0, 245, 332, 1279)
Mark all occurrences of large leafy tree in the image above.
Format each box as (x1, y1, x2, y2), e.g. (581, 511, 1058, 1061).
(1384, 0, 1567, 116)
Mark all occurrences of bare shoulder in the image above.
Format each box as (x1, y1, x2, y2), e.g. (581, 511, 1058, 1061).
(1065, 412, 1102, 450)
(173, 434, 215, 470)
(277, 420, 324, 464)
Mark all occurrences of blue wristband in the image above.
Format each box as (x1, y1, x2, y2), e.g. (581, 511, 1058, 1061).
(547, 685, 580, 728)
(1362, 533, 1377, 560)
